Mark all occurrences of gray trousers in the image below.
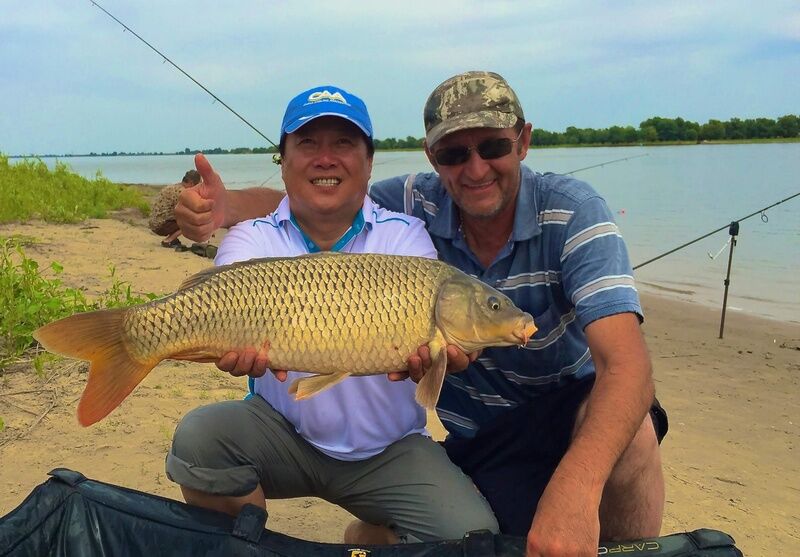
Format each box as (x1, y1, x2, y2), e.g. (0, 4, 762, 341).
(166, 396, 498, 542)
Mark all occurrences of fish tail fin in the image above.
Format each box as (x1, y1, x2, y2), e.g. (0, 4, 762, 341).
(33, 309, 156, 426)
(415, 332, 448, 410)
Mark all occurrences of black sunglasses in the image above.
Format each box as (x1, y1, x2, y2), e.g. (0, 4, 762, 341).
(433, 128, 524, 166)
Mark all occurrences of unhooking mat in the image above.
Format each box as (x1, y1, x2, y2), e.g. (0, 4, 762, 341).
(0, 468, 743, 556)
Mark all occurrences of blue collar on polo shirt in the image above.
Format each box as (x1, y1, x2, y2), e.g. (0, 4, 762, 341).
(253, 195, 378, 252)
(289, 210, 366, 253)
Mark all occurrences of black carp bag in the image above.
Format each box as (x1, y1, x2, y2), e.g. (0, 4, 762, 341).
(0, 469, 743, 557)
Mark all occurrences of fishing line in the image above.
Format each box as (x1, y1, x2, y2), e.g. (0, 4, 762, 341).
(259, 167, 282, 188)
(88, 0, 277, 149)
(565, 153, 649, 175)
(707, 237, 732, 260)
(633, 190, 800, 269)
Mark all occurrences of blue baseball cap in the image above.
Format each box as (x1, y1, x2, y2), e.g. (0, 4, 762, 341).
(280, 85, 373, 138)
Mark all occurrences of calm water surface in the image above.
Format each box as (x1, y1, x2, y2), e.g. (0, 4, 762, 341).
(37, 144, 800, 322)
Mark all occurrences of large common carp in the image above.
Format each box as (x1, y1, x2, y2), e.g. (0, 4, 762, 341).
(34, 253, 536, 426)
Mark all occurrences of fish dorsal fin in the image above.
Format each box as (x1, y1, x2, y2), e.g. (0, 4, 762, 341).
(176, 252, 346, 291)
(176, 265, 228, 291)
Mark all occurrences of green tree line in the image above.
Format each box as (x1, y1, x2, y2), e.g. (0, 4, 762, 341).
(14, 114, 799, 158)
(373, 136, 425, 150)
(376, 114, 800, 148)
(532, 115, 799, 146)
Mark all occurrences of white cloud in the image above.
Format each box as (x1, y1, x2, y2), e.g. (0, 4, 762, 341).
(1, 0, 798, 153)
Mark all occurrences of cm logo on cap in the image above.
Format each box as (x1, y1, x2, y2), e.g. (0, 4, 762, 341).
(308, 90, 348, 105)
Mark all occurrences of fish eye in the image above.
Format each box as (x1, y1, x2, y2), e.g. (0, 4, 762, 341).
(488, 296, 501, 310)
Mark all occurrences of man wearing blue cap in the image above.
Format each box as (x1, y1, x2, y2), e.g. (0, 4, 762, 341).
(175, 72, 666, 556)
(165, 85, 499, 543)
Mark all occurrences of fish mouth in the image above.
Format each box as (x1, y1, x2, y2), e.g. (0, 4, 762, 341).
(512, 313, 537, 346)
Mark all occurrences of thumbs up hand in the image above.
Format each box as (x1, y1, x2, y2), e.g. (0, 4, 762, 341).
(174, 153, 228, 242)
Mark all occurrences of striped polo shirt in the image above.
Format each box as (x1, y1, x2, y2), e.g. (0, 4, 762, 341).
(369, 165, 643, 440)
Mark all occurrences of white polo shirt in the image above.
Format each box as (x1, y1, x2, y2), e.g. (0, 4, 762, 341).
(215, 195, 437, 460)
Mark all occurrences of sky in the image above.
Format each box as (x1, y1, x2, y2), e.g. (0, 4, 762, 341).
(2, 1, 799, 155)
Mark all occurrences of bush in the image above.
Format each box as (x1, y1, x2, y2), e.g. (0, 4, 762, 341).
(0, 154, 149, 224)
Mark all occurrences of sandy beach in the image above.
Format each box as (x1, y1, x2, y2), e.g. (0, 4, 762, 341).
(0, 202, 797, 556)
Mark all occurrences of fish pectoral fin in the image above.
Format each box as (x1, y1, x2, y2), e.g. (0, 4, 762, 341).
(289, 372, 351, 400)
(169, 349, 221, 363)
(415, 330, 448, 410)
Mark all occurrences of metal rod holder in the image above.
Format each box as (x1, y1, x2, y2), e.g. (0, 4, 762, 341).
(718, 221, 740, 339)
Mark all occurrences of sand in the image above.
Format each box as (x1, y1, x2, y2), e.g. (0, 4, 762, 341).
(0, 204, 798, 556)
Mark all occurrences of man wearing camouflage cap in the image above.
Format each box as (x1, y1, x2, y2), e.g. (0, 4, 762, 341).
(175, 71, 666, 556)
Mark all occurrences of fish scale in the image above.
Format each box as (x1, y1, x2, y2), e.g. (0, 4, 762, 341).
(123, 254, 446, 373)
(34, 252, 536, 425)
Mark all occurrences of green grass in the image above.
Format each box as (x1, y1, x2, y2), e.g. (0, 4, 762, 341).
(0, 237, 159, 371)
(0, 155, 157, 369)
(0, 154, 150, 224)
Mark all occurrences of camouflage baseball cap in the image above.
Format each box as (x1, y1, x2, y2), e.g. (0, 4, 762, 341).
(424, 71, 524, 146)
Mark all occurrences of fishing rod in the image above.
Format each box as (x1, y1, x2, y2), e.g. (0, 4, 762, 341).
(374, 147, 652, 170)
(375, 148, 653, 170)
(88, 0, 278, 149)
(565, 153, 649, 175)
(633, 190, 800, 270)
(633, 189, 799, 338)
(86, 4, 660, 171)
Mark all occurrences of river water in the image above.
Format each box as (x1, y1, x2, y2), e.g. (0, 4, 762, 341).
(36, 144, 800, 322)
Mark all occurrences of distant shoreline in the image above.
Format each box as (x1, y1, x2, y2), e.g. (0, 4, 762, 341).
(8, 137, 800, 159)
